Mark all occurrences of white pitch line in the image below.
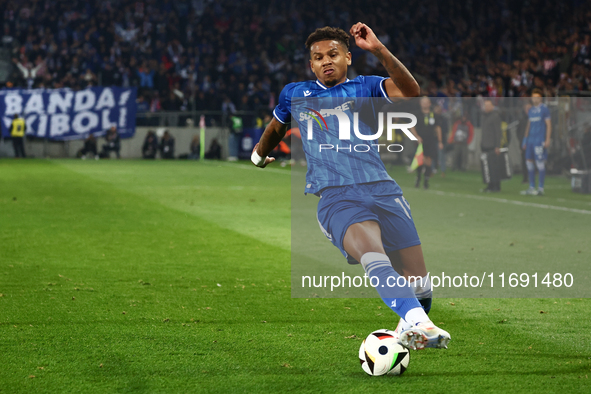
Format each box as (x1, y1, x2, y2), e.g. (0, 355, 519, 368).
(205, 161, 293, 175)
(207, 162, 591, 214)
(432, 190, 591, 215)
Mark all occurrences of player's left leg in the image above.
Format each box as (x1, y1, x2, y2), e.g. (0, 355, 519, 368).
(415, 166, 423, 188)
(388, 245, 431, 313)
(535, 145, 548, 195)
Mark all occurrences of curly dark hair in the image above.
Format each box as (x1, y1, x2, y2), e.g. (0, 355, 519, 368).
(305, 27, 350, 53)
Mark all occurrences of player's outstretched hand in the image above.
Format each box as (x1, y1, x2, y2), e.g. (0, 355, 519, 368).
(251, 143, 275, 168)
(350, 23, 383, 53)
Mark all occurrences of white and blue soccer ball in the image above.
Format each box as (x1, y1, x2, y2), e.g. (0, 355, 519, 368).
(359, 329, 410, 376)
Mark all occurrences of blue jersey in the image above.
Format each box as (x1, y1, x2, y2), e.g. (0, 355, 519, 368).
(273, 76, 400, 194)
(527, 104, 550, 143)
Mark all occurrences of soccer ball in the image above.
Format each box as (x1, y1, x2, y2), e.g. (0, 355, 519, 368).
(359, 329, 410, 376)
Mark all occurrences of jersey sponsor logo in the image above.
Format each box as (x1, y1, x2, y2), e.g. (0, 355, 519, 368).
(303, 107, 328, 131)
(303, 90, 312, 97)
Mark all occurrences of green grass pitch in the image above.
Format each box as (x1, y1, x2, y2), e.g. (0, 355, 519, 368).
(1, 159, 590, 393)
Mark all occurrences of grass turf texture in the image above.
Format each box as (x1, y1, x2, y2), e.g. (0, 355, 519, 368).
(0, 159, 590, 393)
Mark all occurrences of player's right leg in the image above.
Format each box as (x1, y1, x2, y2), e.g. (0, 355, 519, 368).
(372, 188, 450, 349)
(317, 185, 449, 350)
(389, 246, 449, 350)
(422, 156, 432, 189)
(534, 145, 548, 195)
(345, 222, 450, 350)
(343, 220, 428, 328)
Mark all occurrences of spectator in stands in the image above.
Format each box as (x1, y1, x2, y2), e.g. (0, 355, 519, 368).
(189, 136, 201, 160)
(77, 134, 98, 160)
(205, 138, 222, 160)
(9, 114, 26, 158)
(82, 69, 97, 87)
(160, 131, 175, 159)
(12, 57, 44, 89)
(480, 100, 503, 192)
(100, 126, 121, 159)
(448, 114, 474, 171)
(142, 131, 158, 159)
(161, 91, 183, 126)
(4, 0, 591, 106)
(137, 61, 155, 89)
(136, 95, 150, 113)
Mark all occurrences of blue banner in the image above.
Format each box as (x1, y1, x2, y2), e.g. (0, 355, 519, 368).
(0, 87, 137, 141)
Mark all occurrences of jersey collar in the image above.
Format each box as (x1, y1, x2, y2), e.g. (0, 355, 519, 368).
(315, 78, 350, 90)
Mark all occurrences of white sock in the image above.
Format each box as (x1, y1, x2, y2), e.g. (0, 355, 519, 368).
(398, 274, 432, 330)
(404, 307, 430, 326)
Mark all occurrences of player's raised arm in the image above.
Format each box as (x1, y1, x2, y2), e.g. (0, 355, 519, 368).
(251, 117, 288, 168)
(350, 23, 420, 99)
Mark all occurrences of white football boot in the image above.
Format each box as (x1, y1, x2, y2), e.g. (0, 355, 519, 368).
(395, 318, 451, 350)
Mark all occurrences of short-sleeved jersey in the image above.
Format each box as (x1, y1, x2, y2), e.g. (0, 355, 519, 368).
(273, 75, 402, 195)
(527, 104, 551, 143)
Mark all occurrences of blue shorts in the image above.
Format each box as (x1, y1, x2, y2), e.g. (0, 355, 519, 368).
(525, 141, 547, 161)
(316, 181, 421, 262)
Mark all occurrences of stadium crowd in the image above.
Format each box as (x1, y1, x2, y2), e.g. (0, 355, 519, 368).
(2, 0, 591, 121)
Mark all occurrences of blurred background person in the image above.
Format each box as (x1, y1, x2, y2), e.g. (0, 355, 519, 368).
(521, 89, 552, 196)
(189, 135, 201, 160)
(434, 104, 449, 178)
(77, 134, 98, 160)
(100, 126, 121, 159)
(448, 113, 474, 172)
(9, 114, 26, 158)
(573, 125, 591, 170)
(160, 131, 175, 159)
(516, 102, 533, 184)
(204, 138, 222, 160)
(412, 97, 443, 189)
(142, 131, 159, 159)
(480, 100, 503, 192)
(226, 104, 243, 162)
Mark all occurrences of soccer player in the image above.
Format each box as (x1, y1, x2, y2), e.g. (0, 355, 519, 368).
(521, 89, 552, 196)
(251, 24, 450, 350)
